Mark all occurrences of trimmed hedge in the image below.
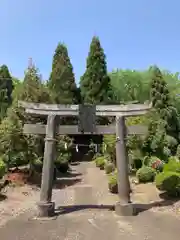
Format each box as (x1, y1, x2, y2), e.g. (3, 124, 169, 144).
(163, 157, 180, 173)
(93, 153, 102, 161)
(108, 171, 118, 194)
(95, 156, 106, 170)
(155, 171, 180, 197)
(54, 154, 69, 174)
(105, 162, 115, 174)
(136, 166, 156, 183)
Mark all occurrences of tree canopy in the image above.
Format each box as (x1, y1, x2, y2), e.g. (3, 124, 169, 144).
(0, 36, 180, 177)
(48, 43, 78, 104)
(80, 36, 113, 104)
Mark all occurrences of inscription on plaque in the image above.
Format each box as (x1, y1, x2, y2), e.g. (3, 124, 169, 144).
(78, 105, 96, 133)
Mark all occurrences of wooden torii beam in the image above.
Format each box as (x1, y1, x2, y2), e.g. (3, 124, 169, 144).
(23, 124, 148, 135)
(18, 101, 151, 218)
(19, 101, 151, 117)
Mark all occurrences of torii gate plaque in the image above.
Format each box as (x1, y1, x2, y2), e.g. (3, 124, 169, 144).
(18, 101, 151, 217)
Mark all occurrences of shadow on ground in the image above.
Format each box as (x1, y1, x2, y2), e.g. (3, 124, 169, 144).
(55, 204, 115, 215)
(27, 168, 82, 190)
(53, 171, 82, 189)
(70, 162, 80, 166)
(56, 171, 82, 179)
(55, 192, 180, 216)
(135, 192, 180, 214)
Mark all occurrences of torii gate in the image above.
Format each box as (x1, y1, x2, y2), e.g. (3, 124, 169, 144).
(18, 101, 151, 217)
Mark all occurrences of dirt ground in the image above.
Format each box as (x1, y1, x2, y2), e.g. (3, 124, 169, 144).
(0, 184, 39, 227)
(132, 181, 180, 216)
(86, 164, 180, 217)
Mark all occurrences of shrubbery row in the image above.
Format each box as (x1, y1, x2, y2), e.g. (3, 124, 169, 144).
(94, 151, 180, 198)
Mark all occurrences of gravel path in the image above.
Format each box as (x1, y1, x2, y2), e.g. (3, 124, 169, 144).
(0, 162, 180, 239)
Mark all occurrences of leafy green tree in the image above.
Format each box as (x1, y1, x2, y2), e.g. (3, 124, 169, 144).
(48, 43, 78, 104)
(0, 65, 13, 120)
(150, 66, 180, 139)
(12, 77, 21, 87)
(0, 65, 13, 103)
(143, 66, 180, 159)
(19, 63, 51, 104)
(0, 61, 52, 169)
(109, 69, 150, 103)
(0, 88, 8, 121)
(80, 36, 113, 104)
(0, 116, 27, 168)
(0, 60, 73, 173)
(109, 68, 180, 105)
(150, 66, 169, 111)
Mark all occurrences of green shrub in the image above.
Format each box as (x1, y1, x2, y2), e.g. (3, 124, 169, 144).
(176, 144, 180, 159)
(103, 153, 111, 162)
(168, 156, 179, 162)
(93, 153, 102, 160)
(128, 149, 143, 170)
(55, 156, 69, 173)
(148, 156, 159, 165)
(108, 172, 118, 194)
(148, 156, 164, 172)
(95, 156, 106, 169)
(32, 158, 43, 173)
(155, 171, 180, 197)
(103, 135, 116, 163)
(165, 135, 178, 148)
(163, 157, 180, 173)
(6, 152, 29, 168)
(162, 147, 171, 162)
(105, 162, 115, 174)
(136, 166, 156, 183)
(0, 159, 6, 179)
(143, 156, 151, 166)
(33, 158, 42, 165)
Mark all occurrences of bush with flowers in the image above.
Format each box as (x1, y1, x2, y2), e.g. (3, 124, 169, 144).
(148, 156, 164, 172)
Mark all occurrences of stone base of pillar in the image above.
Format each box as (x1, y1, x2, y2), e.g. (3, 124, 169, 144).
(115, 202, 135, 216)
(37, 201, 55, 218)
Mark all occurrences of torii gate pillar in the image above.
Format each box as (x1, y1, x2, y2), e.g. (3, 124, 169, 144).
(37, 115, 58, 218)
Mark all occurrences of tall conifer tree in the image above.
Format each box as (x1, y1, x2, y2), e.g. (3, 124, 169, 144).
(0, 65, 13, 120)
(49, 43, 78, 104)
(80, 36, 112, 104)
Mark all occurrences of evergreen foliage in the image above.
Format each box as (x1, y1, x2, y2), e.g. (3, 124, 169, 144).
(0, 61, 51, 169)
(49, 43, 78, 104)
(0, 65, 13, 120)
(143, 66, 180, 158)
(80, 36, 113, 104)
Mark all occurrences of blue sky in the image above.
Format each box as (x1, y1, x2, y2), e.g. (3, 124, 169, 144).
(1, 0, 180, 82)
